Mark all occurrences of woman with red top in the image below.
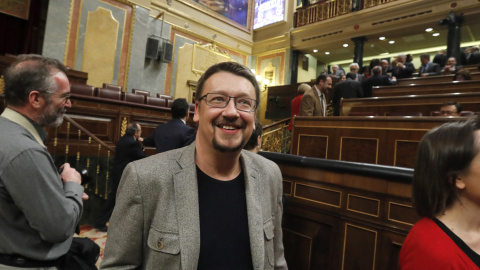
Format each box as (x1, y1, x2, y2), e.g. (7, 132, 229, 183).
(399, 118, 480, 269)
(288, 83, 310, 131)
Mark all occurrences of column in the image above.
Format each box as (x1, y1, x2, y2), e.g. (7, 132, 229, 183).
(351, 36, 367, 68)
(442, 12, 463, 64)
(290, 50, 301, 84)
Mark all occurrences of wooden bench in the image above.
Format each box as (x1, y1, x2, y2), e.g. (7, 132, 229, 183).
(341, 92, 480, 117)
(395, 72, 480, 86)
(372, 79, 480, 97)
(291, 116, 467, 168)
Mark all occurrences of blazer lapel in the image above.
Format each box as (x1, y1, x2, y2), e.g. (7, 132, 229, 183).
(173, 143, 201, 270)
(241, 152, 265, 269)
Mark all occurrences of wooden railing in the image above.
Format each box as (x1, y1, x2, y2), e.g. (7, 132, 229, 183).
(260, 151, 416, 270)
(262, 118, 291, 153)
(295, 0, 398, 27)
(48, 115, 115, 200)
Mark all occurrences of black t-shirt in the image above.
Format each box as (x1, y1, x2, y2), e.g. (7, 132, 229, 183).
(196, 166, 254, 270)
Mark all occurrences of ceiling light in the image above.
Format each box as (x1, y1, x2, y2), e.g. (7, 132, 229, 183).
(432, 33, 440, 37)
(389, 40, 395, 44)
(325, 52, 330, 55)
(380, 52, 389, 55)
(343, 44, 348, 47)
(379, 37, 385, 40)
(425, 28, 433, 32)
(313, 49, 318, 53)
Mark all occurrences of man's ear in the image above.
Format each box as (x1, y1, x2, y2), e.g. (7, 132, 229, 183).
(193, 101, 200, 123)
(29, 91, 43, 109)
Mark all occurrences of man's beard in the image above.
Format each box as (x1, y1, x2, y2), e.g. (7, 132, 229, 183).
(211, 119, 248, 153)
(40, 105, 66, 127)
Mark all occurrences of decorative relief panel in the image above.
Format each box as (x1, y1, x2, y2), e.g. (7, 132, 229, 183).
(82, 7, 119, 87)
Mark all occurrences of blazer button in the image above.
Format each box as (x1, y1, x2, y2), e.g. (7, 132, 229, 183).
(156, 241, 164, 250)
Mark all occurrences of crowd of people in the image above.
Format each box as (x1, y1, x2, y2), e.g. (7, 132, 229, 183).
(297, 48, 480, 118)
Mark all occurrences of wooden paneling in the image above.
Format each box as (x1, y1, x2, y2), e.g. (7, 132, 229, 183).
(342, 92, 480, 116)
(260, 152, 417, 270)
(373, 79, 480, 97)
(342, 223, 377, 270)
(291, 116, 460, 168)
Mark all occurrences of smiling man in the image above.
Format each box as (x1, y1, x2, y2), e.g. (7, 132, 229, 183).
(101, 62, 288, 270)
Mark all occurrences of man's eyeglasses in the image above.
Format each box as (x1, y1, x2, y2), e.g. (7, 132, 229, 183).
(200, 93, 257, 112)
(43, 91, 71, 104)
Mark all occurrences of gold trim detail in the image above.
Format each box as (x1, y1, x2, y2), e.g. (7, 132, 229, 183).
(296, 134, 328, 158)
(393, 139, 419, 166)
(64, 0, 76, 65)
(342, 223, 378, 270)
(346, 194, 380, 218)
(294, 182, 342, 208)
(339, 136, 379, 164)
(282, 180, 293, 196)
(0, 75, 4, 94)
(388, 202, 415, 226)
(254, 48, 287, 57)
(123, 4, 136, 90)
(121, 117, 127, 136)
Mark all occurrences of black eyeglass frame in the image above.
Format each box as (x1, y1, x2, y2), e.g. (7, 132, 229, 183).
(199, 93, 258, 112)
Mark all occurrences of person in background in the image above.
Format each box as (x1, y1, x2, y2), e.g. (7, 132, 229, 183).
(300, 74, 332, 116)
(442, 57, 462, 75)
(330, 64, 345, 79)
(453, 69, 472, 81)
(392, 54, 415, 79)
(362, 65, 396, 97)
(143, 98, 196, 153)
(0, 54, 85, 268)
(93, 122, 146, 232)
(432, 49, 446, 67)
(332, 72, 363, 116)
(339, 75, 346, 82)
(243, 120, 263, 153)
(418, 53, 441, 77)
(439, 102, 461, 116)
(399, 118, 480, 269)
(288, 83, 310, 131)
(349, 62, 365, 84)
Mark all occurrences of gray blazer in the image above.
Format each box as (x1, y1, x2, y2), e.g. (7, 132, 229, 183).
(100, 143, 287, 270)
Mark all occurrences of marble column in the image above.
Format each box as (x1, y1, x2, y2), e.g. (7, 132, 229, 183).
(442, 12, 463, 65)
(290, 50, 301, 84)
(351, 36, 367, 68)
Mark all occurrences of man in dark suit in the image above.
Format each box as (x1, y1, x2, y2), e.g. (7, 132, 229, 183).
(93, 122, 146, 231)
(362, 65, 396, 97)
(392, 54, 415, 79)
(332, 72, 363, 116)
(419, 53, 441, 77)
(349, 62, 365, 85)
(143, 98, 196, 153)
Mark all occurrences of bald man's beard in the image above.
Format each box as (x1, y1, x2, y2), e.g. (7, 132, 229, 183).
(39, 103, 66, 127)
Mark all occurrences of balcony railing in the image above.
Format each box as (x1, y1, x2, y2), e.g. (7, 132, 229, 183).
(261, 118, 291, 154)
(48, 115, 115, 200)
(295, 0, 398, 27)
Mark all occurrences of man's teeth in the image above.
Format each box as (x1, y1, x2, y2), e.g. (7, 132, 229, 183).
(221, 126, 236, 130)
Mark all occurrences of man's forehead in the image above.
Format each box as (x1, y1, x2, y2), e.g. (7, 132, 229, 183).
(204, 72, 255, 96)
(441, 105, 456, 111)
